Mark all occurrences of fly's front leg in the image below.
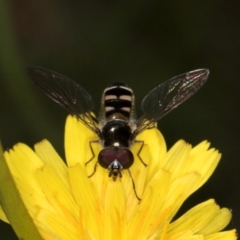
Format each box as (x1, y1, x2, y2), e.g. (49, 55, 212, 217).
(88, 161, 98, 178)
(127, 169, 141, 202)
(85, 140, 100, 177)
(134, 140, 147, 167)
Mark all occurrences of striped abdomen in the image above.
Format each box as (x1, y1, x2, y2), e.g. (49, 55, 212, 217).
(103, 82, 133, 119)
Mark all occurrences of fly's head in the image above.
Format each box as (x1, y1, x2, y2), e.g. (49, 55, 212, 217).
(98, 147, 134, 180)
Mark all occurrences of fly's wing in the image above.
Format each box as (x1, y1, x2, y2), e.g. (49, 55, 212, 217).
(135, 69, 209, 135)
(27, 66, 99, 133)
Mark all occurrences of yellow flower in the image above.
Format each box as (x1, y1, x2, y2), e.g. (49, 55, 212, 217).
(0, 115, 237, 240)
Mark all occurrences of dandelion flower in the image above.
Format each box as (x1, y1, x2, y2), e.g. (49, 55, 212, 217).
(0, 115, 237, 240)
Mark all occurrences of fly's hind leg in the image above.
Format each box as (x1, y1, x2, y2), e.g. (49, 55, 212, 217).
(85, 140, 100, 177)
(134, 140, 147, 167)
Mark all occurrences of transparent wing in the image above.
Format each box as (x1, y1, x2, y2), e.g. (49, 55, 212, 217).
(135, 69, 209, 135)
(27, 66, 100, 133)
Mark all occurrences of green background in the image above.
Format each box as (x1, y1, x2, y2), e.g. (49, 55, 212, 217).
(0, 0, 239, 238)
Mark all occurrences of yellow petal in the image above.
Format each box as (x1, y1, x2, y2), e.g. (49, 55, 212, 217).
(128, 169, 171, 239)
(0, 205, 8, 223)
(68, 164, 103, 239)
(188, 146, 221, 192)
(205, 230, 237, 240)
(167, 199, 219, 238)
(198, 207, 232, 234)
(176, 235, 204, 240)
(0, 143, 43, 239)
(136, 127, 167, 184)
(36, 209, 82, 240)
(160, 172, 201, 222)
(36, 164, 79, 221)
(65, 115, 99, 167)
(4, 144, 55, 216)
(163, 140, 192, 180)
(34, 140, 69, 189)
(103, 178, 127, 240)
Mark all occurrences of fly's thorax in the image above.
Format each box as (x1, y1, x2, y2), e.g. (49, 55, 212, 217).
(107, 112, 128, 121)
(101, 120, 132, 148)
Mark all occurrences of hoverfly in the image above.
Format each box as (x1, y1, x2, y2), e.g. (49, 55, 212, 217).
(27, 67, 209, 200)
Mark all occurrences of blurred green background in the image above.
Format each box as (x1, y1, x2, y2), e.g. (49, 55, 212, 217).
(0, 0, 239, 238)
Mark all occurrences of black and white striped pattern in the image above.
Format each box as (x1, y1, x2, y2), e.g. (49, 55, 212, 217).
(103, 82, 133, 119)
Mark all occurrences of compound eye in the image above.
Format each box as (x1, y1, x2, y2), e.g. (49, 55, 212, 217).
(98, 148, 134, 169)
(98, 148, 115, 168)
(117, 149, 134, 169)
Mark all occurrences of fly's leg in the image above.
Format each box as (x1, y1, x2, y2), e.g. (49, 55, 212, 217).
(85, 140, 99, 166)
(85, 140, 100, 177)
(88, 161, 98, 178)
(134, 140, 147, 167)
(127, 169, 141, 202)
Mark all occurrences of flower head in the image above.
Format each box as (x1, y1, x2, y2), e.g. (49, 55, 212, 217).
(0, 115, 237, 240)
